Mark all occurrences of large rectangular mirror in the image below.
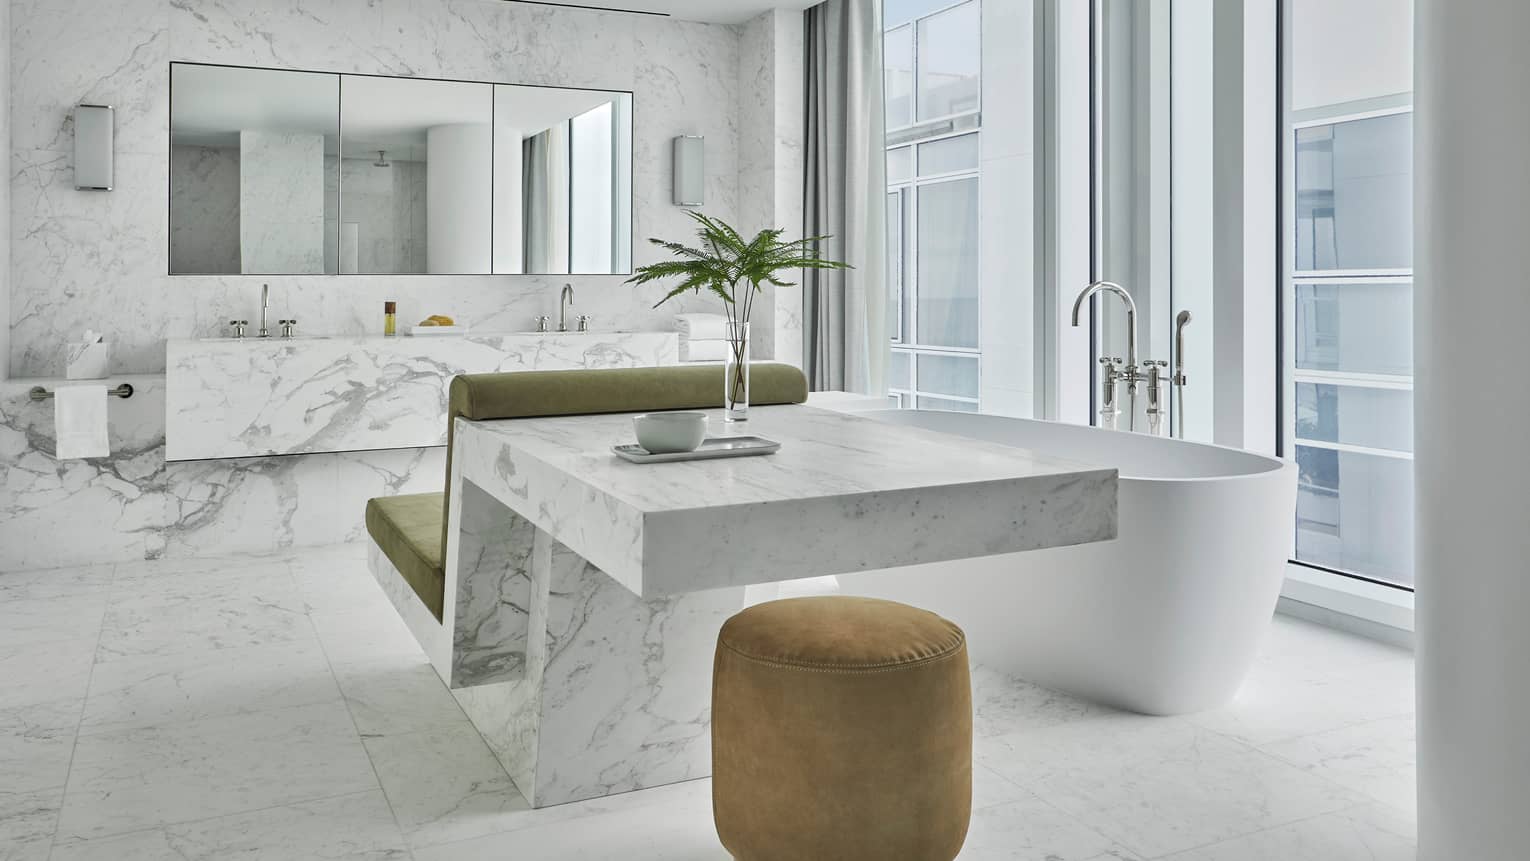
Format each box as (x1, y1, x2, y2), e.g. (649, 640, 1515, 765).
(170, 63, 340, 275)
(170, 63, 633, 276)
(494, 85, 634, 275)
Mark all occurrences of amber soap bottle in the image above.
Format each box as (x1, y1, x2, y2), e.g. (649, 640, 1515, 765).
(384, 301, 397, 336)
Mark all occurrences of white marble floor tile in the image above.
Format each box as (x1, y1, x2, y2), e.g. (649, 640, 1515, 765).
(0, 837, 51, 861)
(0, 698, 82, 794)
(0, 638, 98, 711)
(96, 581, 313, 661)
(1186, 653, 1414, 747)
(48, 791, 410, 861)
(54, 701, 379, 842)
(0, 785, 65, 850)
(362, 723, 531, 847)
(366, 723, 718, 849)
(1255, 615, 1413, 676)
(309, 607, 427, 664)
(0, 593, 108, 649)
(1261, 715, 1417, 816)
(958, 792, 1142, 861)
(291, 557, 394, 616)
(332, 656, 468, 738)
(1159, 803, 1415, 861)
(971, 761, 1034, 810)
(0, 563, 114, 601)
(978, 715, 1364, 858)
(411, 790, 723, 861)
(79, 639, 343, 735)
(970, 664, 1124, 738)
(112, 553, 290, 586)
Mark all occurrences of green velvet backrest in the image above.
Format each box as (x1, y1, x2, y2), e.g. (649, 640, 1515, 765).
(441, 362, 809, 551)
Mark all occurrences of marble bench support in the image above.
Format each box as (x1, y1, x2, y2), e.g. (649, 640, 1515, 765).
(451, 526, 745, 807)
(432, 405, 1118, 808)
(367, 481, 534, 689)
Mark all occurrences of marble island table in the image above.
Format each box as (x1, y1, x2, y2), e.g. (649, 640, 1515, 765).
(395, 404, 1118, 808)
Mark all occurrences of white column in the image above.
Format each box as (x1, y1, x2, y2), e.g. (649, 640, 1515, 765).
(1415, 2, 1530, 858)
(427, 124, 492, 274)
(1209, 0, 1277, 454)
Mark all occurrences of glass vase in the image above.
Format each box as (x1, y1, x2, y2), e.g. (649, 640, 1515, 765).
(724, 321, 750, 422)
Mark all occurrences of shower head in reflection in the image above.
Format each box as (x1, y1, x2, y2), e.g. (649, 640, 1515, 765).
(373, 150, 391, 168)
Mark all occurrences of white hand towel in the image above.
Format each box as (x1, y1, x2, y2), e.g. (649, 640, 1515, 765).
(680, 340, 731, 362)
(53, 384, 110, 460)
(674, 313, 731, 341)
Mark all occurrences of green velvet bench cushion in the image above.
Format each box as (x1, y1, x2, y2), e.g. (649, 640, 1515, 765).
(367, 363, 810, 623)
(365, 492, 448, 621)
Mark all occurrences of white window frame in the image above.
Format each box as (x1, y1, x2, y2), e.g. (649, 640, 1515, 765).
(885, 0, 985, 411)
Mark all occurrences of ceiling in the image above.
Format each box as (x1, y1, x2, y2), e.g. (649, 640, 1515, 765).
(514, 0, 818, 25)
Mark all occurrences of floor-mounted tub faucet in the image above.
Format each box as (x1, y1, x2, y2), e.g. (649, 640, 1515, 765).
(559, 284, 575, 332)
(1072, 281, 1141, 431)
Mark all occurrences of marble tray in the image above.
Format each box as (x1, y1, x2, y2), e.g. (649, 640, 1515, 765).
(611, 436, 780, 463)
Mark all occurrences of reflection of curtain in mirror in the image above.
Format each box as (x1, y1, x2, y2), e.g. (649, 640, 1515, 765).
(523, 123, 571, 274)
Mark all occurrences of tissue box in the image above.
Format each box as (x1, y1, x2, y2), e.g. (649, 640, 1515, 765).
(66, 340, 111, 380)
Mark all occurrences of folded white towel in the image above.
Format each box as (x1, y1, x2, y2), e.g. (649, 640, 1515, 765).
(680, 339, 731, 362)
(54, 384, 110, 460)
(674, 313, 731, 341)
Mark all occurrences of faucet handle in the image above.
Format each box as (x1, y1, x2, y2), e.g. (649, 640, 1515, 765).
(576, 314, 592, 333)
(279, 320, 297, 338)
(1141, 359, 1168, 368)
(535, 314, 551, 333)
(229, 320, 248, 338)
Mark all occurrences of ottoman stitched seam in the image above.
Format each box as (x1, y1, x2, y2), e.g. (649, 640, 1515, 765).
(717, 640, 966, 673)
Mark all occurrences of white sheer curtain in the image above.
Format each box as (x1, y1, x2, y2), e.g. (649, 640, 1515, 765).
(804, 0, 887, 395)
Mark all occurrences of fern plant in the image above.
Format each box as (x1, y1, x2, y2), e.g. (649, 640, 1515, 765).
(629, 211, 849, 414)
(628, 210, 849, 337)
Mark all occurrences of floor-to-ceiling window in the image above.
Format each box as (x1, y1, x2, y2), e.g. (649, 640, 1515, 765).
(884, 0, 983, 411)
(1283, 0, 1414, 588)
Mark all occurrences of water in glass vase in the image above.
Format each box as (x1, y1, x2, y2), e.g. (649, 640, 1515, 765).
(724, 322, 750, 421)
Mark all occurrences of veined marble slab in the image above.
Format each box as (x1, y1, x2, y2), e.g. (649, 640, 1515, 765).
(164, 331, 680, 461)
(452, 403, 1119, 598)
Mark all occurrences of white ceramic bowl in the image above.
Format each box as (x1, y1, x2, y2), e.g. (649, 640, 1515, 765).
(632, 412, 708, 454)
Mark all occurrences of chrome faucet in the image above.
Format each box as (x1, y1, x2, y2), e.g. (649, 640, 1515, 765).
(258, 283, 272, 338)
(1072, 281, 1142, 430)
(558, 284, 575, 332)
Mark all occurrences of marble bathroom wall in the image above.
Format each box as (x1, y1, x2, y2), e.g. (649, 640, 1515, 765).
(170, 145, 242, 275)
(0, 0, 815, 571)
(738, 9, 806, 365)
(8, 0, 746, 377)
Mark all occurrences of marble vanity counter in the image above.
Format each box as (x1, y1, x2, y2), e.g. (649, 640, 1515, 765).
(453, 404, 1119, 597)
(165, 331, 679, 461)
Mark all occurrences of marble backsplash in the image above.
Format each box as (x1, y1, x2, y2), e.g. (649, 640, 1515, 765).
(8, 0, 756, 377)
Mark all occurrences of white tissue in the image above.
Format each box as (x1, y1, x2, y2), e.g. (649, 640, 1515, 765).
(679, 340, 730, 362)
(673, 313, 731, 341)
(66, 331, 111, 380)
(54, 384, 110, 460)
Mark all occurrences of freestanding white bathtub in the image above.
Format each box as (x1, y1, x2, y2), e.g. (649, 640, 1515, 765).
(834, 409, 1297, 716)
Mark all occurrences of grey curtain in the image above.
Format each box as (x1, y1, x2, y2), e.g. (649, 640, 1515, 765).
(522, 123, 570, 274)
(803, 0, 887, 395)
